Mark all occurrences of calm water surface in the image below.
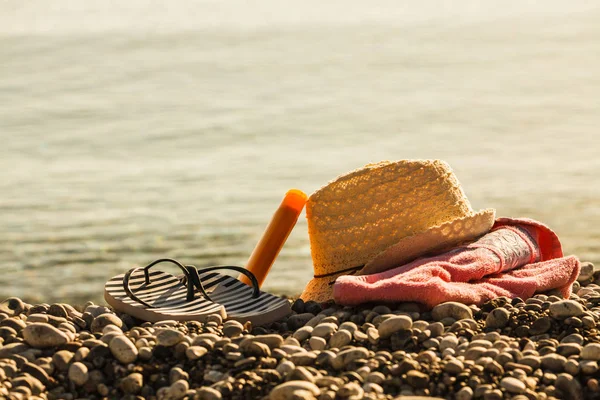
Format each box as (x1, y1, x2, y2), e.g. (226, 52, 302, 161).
(1, 1, 599, 304)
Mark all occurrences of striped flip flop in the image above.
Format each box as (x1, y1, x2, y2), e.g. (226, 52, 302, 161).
(186, 266, 292, 326)
(104, 259, 226, 323)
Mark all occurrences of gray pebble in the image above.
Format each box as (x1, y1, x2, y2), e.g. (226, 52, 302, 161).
(501, 377, 526, 394)
(270, 381, 320, 400)
(223, 320, 244, 338)
(68, 362, 88, 386)
(109, 336, 138, 364)
(582, 343, 600, 360)
(378, 315, 412, 338)
(90, 313, 123, 333)
(549, 300, 584, 319)
(196, 387, 223, 400)
(485, 308, 510, 329)
(311, 322, 337, 338)
(186, 346, 208, 360)
(432, 302, 473, 321)
(23, 323, 69, 348)
(156, 329, 185, 347)
(329, 330, 352, 348)
(120, 372, 143, 394)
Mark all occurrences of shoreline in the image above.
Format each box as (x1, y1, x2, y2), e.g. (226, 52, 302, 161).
(0, 263, 597, 400)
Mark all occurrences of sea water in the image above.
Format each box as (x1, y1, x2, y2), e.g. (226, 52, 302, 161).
(1, 0, 599, 303)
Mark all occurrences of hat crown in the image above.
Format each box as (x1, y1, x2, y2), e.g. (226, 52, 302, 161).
(306, 160, 474, 275)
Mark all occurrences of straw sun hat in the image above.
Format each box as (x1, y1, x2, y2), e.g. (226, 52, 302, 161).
(300, 160, 496, 304)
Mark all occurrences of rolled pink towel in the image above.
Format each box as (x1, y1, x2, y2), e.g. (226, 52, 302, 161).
(333, 218, 580, 308)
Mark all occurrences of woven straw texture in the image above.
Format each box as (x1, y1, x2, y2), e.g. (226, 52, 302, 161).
(300, 159, 495, 303)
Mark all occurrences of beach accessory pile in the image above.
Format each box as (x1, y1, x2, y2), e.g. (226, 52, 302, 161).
(301, 159, 580, 306)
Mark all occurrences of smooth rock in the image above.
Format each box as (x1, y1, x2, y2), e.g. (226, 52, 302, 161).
(556, 373, 583, 400)
(293, 326, 313, 342)
(241, 334, 284, 350)
(68, 362, 88, 386)
(270, 381, 320, 400)
(406, 370, 429, 388)
(120, 372, 143, 394)
(90, 313, 123, 333)
(309, 336, 326, 351)
(331, 347, 369, 370)
(432, 302, 473, 321)
(0, 298, 24, 317)
(329, 330, 353, 348)
(444, 358, 464, 374)
(169, 379, 189, 400)
(0, 342, 29, 358)
(311, 322, 337, 338)
(156, 329, 185, 347)
(378, 315, 412, 339)
(485, 308, 510, 329)
(245, 341, 272, 357)
(109, 336, 138, 364)
(196, 387, 223, 400)
(501, 377, 526, 394)
(578, 262, 594, 282)
(541, 353, 567, 372)
(582, 343, 600, 360)
(52, 350, 74, 372)
(23, 323, 68, 348)
(186, 346, 208, 360)
(549, 300, 585, 319)
(223, 320, 244, 338)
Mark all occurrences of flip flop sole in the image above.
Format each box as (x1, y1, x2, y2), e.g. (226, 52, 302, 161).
(104, 270, 226, 323)
(198, 271, 292, 326)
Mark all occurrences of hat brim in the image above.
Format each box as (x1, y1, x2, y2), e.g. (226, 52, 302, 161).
(299, 209, 495, 303)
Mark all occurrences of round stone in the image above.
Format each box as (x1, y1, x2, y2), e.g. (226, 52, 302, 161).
(444, 358, 464, 374)
(120, 372, 143, 394)
(293, 326, 313, 342)
(270, 381, 320, 400)
(529, 316, 552, 335)
(501, 377, 525, 394)
(23, 323, 69, 348)
(169, 379, 189, 400)
(156, 329, 185, 347)
(439, 335, 459, 352)
(90, 314, 123, 333)
(0, 297, 25, 317)
(578, 262, 594, 282)
(68, 362, 88, 386)
(52, 350, 74, 372)
(582, 343, 600, 361)
(196, 387, 223, 400)
(329, 330, 352, 348)
(244, 341, 272, 357)
(541, 353, 567, 372)
(312, 322, 337, 338)
(109, 336, 138, 364)
(549, 300, 585, 319)
(223, 320, 244, 338)
(432, 302, 473, 321)
(485, 308, 510, 329)
(378, 315, 412, 339)
(241, 334, 284, 350)
(186, 346, 208, 360)
(309, 336, 326, 351)
(406, 370, 429, 388)
(331, 347, 369, 370)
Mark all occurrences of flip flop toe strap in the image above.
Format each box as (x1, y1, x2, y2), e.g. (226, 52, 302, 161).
(187, 265, 261, 299)
(122, 258, 194, 308)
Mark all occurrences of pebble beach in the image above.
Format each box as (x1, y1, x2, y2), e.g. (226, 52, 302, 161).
(0, 261, 597, 400)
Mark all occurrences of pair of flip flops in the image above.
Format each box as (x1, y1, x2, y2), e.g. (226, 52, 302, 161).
(104, 259, 291, 326)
